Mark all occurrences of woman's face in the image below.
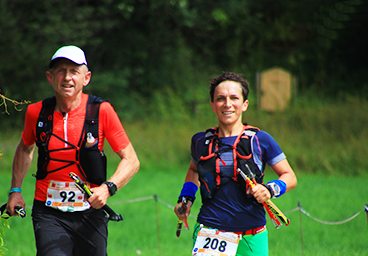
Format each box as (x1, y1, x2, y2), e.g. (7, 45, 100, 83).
(210, 80, 249, 126)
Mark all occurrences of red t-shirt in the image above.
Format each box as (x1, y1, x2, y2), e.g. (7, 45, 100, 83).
(22, 93, 130, 202)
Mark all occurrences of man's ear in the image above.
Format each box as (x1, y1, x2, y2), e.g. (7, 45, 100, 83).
(46, 71, 53, 86)
(83, 71, 92, 87)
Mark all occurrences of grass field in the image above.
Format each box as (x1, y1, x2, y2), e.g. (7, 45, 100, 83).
(1, 95, 368, 255)
(0, 160, 367, 256)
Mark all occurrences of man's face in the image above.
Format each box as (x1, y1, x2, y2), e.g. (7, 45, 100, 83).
(46, 59, 91, 100)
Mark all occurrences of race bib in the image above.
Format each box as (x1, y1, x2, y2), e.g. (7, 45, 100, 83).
(46, 181, 90, 212)
(192, 227, 240, 256)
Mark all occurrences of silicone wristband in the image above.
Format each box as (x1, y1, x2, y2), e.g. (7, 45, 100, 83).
(267, 180, 287, 198)
(178, 182, 198, 203)
(9, 187, 22, 194)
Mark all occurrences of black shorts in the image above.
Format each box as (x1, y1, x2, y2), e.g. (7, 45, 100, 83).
(32, 200, 109, 256)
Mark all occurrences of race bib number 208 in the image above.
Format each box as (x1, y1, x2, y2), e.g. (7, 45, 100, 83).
(192, 227, 240, 256)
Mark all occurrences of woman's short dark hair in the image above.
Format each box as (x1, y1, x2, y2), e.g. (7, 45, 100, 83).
(210, 72, 249, 102)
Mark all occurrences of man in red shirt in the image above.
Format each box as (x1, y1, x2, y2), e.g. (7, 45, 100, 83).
(6, 45, 140, 255)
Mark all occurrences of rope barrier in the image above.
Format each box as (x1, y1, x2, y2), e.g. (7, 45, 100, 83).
(285, 207, 300, 214)
(299, 207, 363, 225)
(154, 196, 197, 219)
(19, 195, 368, 256)
(109, 195, 155, 206)
(112, 195, 367, 226)
(146, 197, 367, 256)
(20, 194, 367, 227)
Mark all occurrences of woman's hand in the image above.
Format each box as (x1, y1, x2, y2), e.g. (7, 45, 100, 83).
(174, 200, 193, 220)
(246, 184, 271, 204)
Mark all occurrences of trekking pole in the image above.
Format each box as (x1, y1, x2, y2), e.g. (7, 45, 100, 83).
(0, 203, 26, 219)
(237, 168, 282, 228)
(245, 165, 289, 226)
(176, 197, 189, 237)
(238, 166, 290, 227)
(69, 172, 123, 222)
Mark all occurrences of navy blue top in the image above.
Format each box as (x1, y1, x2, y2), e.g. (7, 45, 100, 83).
(191, 130, 285, 232)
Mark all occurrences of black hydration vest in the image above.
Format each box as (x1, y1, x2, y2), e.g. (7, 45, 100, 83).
(197, 124, 264, 201)
(35, 95, 107, 185)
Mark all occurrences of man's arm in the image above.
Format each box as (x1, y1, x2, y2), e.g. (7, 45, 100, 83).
(7, 138, 36, 215)
(108, 143, 140, 189)
(88, 142, 140, 209)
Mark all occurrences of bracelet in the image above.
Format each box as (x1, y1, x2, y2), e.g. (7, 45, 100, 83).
(178, 182, 198, 203)
(9, 187, 22, 194)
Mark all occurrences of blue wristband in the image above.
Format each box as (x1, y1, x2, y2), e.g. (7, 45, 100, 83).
(9, 187, 22, 194)
(178, 182, 198, 203)
(267, 180, 286, 198)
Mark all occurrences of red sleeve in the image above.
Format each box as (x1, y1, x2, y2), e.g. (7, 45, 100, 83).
(22, 101, 43, 146)
(99, 102, 130, 152)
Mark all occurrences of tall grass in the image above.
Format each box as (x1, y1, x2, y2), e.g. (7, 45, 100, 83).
(125, 93, 368, 176)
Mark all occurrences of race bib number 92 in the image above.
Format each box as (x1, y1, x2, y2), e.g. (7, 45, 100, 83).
(46, 181, 90, 212)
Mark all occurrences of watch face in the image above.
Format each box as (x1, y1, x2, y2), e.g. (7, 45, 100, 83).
(274, 185, 280, 193)
(270, 183, 280, 196)
(105, 182, 117, 195)
(110, 183, 117, 195)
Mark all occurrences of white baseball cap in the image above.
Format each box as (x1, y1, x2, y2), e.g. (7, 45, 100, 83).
(49, 45, 88, 68)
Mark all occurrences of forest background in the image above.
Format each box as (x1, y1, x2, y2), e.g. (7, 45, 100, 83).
(1, 0, 368, 174)
(1, 1, 368, 255)
(1, 0, 367, 123)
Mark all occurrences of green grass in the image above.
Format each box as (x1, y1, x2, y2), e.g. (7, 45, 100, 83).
(1, 95, 368, 255)
(0, 162, 367, 256)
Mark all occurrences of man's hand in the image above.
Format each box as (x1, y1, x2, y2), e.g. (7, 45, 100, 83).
(88, 185, 110, 209)
(6, 192, 25, 216)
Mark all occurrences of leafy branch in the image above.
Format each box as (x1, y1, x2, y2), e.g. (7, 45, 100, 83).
(0, 211, 10, 255)
(0, 88, 29, 254)
(0, 89, 31, 115)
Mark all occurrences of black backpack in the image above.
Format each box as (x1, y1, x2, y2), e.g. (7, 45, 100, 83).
(35, 95, 107, 185)
(197, 124, 264, 201)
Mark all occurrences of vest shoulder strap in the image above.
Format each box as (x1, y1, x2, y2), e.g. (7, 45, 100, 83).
(84, 95, 107, 138)
(79, 95, 108, 149)
(242, 124, 260, 134)
(86, 95, 106, 121)
(36, 96, 56, 144)
(35, 95, 107, 143)
(204, 127, 217, 137)
(203, 125, 260, 138)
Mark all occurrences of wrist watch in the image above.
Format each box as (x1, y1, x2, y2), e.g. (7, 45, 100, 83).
(267, 182, 281, 198)
(103, 181, 117, 196)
